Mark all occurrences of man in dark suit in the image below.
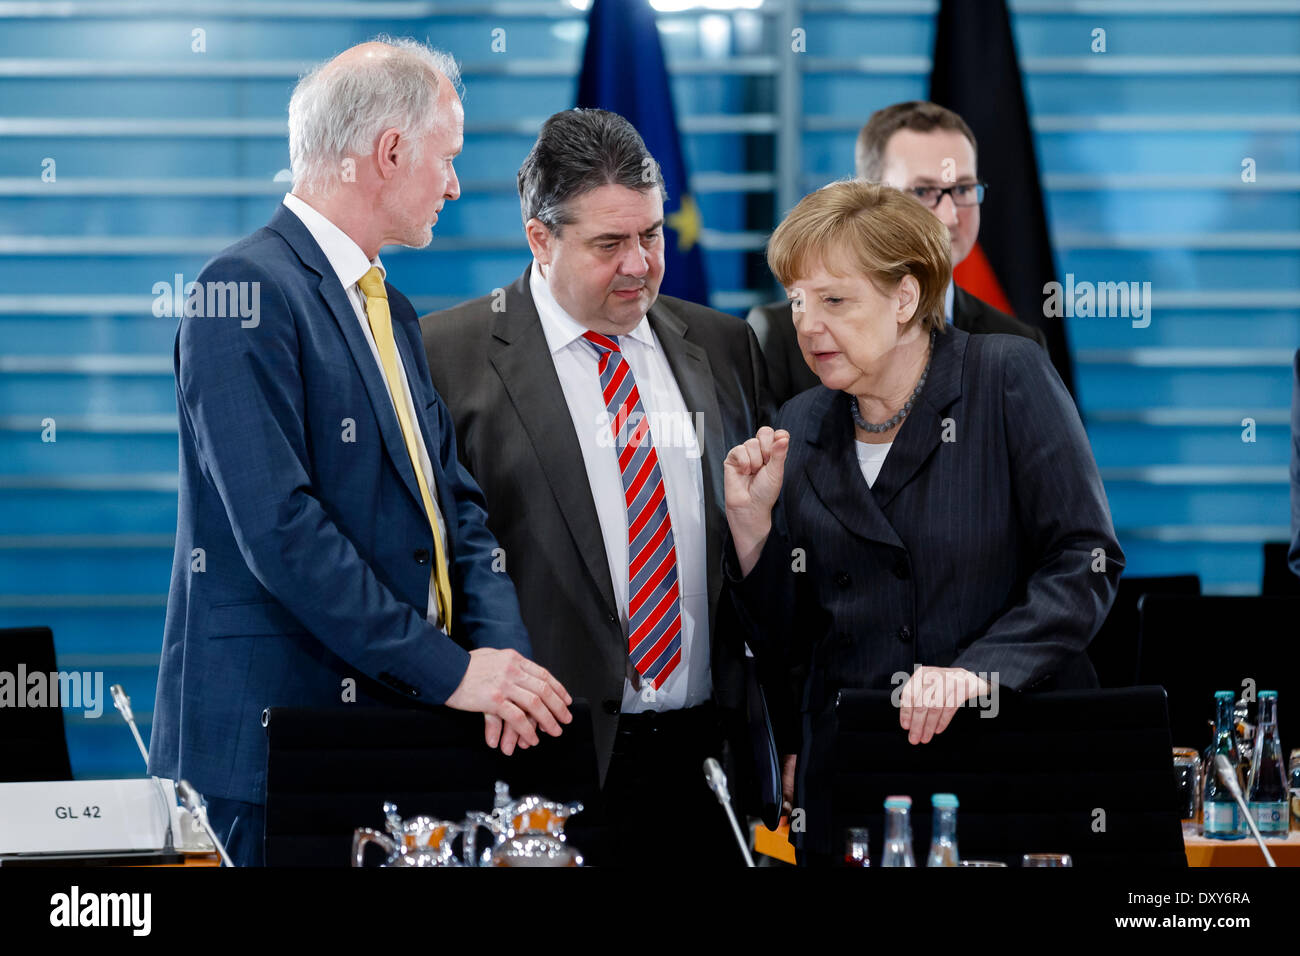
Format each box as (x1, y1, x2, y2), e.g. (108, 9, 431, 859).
(149, 41, 571, 867)
(421, 109, 772, 864)
(749, 100, 1047, 405)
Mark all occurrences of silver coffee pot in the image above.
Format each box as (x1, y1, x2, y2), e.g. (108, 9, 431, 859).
(351, 782, 585, 867)
(351, 801, 464, 867)
(470, 781, 585, 867)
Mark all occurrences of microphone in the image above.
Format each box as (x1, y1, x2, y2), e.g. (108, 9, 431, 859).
(110, 684, 150, 766)
(1213, 754, 1276, 868)
(111, 684, 214, 853)
(178, 780, 236, 867)
(703, 758, 755, 867)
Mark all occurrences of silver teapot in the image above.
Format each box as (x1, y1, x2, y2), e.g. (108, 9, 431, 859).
(351, 783, 585, 867)
(472, 781, 585, 868)
(351, 801, 464, 867)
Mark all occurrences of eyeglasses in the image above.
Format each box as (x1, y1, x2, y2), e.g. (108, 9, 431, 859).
(906, 182, 987, 208)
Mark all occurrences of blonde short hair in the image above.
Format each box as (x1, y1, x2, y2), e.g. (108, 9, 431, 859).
(767, 180, 952, 336)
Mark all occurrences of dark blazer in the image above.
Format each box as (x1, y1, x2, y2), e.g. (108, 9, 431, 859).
(728, 326, 1122, 853)
(1290, 349, 1300, 579)
(420, 266, 772, 784)
(149, 205, 530, 806)
(747, 285, 1049, 406)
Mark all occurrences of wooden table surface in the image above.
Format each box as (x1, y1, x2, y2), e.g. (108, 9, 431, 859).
(754, 819, 1300, 867)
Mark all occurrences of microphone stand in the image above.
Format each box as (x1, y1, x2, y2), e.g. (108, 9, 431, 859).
(110, 684, 150, 765)
(112, 683, 214, 855)
(703, 758, 755, 867)
(111, 683, 181, 853)
(1214, 754, 1277, 868)
(178, 780, 236, 867)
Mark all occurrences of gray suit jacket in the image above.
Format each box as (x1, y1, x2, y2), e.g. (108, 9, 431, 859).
(748, 286, 1049, 407)
(420, 266, 773, 783)
(728, 326, 1121, 852)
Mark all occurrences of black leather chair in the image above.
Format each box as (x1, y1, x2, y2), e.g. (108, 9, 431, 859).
(0, 626, 73, 782)
(1262, 541, 1300, 596)
(831, 687, 1187, 867)
(1089, 574, 1200, 687)
(1138, 594, 1299, 753)
(263, 701, 603, 866)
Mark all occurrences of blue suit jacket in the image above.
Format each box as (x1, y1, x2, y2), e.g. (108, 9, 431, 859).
(148, 205, 530, 805)
(729, 327, 1123, 852)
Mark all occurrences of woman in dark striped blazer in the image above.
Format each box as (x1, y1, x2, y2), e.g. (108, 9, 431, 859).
(724, 181, 1122, 860)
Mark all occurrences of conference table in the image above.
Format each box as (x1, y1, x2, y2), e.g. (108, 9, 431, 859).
(118, 827, 1300, 867)
(753, 819, 1300, 867)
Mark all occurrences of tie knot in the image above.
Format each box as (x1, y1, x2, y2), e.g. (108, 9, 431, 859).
(358, 266, 387, 300)
(582, 330, 621, 355)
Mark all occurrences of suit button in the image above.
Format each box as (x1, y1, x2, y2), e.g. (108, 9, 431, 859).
(897, 625, 913, 644)
(602, 699, 620, 715)
(413, 549, 430, 565)
(833, 572, 851, 589)
(893, 557, 910, 580)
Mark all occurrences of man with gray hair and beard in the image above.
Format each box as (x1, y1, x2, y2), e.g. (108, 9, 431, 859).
(149, 39, 571, 866)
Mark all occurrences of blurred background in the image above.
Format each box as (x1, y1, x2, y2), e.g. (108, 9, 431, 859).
(0, 0, 1296, 779)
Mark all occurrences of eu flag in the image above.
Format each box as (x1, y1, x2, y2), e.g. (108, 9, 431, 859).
(576, 0, 709, 304)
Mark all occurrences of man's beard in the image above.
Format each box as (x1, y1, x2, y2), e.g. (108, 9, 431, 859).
(399, 215, 434, 250)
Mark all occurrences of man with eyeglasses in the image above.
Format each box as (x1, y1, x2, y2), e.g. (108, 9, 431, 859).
(750, 100, 1047, 405)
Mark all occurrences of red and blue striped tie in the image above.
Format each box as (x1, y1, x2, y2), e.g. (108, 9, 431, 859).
(583, 330, 683, 690)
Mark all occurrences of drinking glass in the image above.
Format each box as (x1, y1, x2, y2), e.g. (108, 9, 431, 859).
(1173, 747, 1202, 825)
(843, 827, 870, 867)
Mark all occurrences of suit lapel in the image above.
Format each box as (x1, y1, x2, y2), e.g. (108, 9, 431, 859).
(648, 299, 726, 618)
(802, 388, 904, 550)
(488, 268, 620, 622)
(392, 306, 458, 559)
(268, 206, 428, 518)
(868, 327, 966, 511)
(951, 285, 984, 334)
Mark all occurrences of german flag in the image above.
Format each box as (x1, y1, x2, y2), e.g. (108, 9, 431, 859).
(930, 0, 1075, 397)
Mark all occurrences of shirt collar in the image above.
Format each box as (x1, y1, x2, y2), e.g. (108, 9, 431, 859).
(282, 193, 384, 292)
(529, 260, 655, 356)
(944, 280, 955, 324)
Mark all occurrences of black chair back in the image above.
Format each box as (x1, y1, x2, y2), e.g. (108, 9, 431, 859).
(264, 701, 602, 867)
(1138, 594, 1300, 752)
(0, 626, 73, 782)
(1262, 541, 1300, 596)
(1089, 574, 1200, 687)
(831, 688, 1186, 867)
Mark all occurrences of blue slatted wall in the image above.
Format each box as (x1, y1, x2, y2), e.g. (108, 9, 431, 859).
(0, 0, 1295, 780)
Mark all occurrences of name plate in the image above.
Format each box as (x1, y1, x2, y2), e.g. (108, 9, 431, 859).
(0, 779, 170, 854)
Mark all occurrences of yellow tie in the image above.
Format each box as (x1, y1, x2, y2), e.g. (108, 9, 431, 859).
(357, 266, 453, 632)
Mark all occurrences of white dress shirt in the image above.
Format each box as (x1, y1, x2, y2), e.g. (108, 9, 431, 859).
(944, 280, 955, 325)
(855, 439, 893, 489)
(282, 193, 448, 632)
(529, 261, 711, 712)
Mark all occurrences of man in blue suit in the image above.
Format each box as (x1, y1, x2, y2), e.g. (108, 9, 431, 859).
(148, 40, 572, 866)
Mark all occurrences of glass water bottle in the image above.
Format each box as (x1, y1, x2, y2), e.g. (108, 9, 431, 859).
(926, 793, 960, 866)
(1246, 691, 1289, 838)
(1202, 690, 1246, 839)
(881, 795, 916, 867)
